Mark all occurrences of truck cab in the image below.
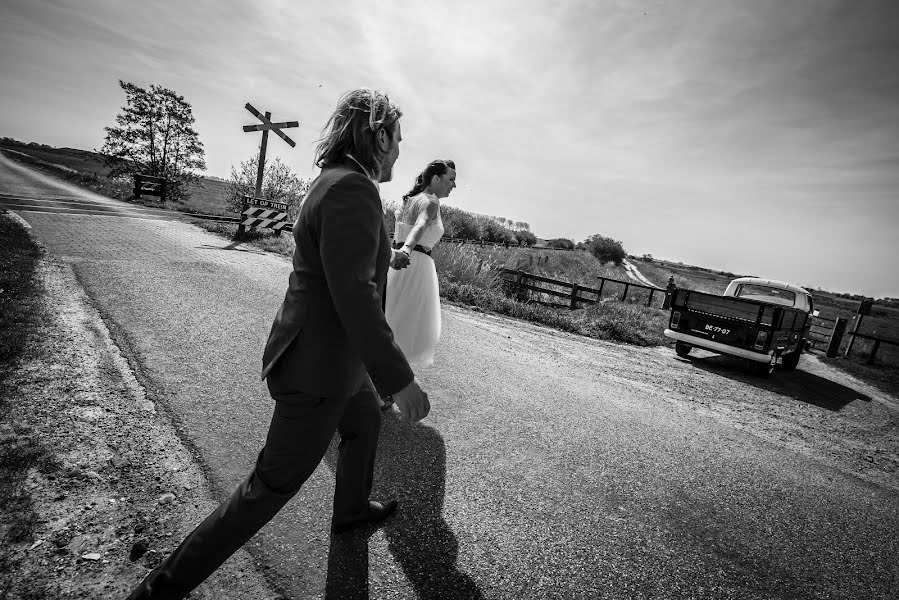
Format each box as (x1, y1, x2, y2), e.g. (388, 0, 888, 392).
(664, 277, 816, 376)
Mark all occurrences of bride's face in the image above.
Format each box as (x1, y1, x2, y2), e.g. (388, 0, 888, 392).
(433, 168, 456, 199)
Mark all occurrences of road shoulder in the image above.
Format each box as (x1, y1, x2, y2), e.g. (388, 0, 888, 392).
(0, 251, 278, 599)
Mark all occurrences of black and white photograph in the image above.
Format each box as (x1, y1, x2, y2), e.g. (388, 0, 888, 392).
(1, 1, 897, 598)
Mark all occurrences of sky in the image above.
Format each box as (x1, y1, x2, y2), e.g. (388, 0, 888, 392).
(2, 0, 897, 298)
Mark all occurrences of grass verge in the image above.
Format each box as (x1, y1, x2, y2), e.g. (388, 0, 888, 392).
(0, 213, 60, 592)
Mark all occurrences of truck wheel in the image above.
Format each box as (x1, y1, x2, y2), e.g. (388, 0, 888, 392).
(781, 347, 802, 371)
(675, 342, 692, 358)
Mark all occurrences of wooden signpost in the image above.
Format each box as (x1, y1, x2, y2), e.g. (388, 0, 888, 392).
(236, 103, 298, 238)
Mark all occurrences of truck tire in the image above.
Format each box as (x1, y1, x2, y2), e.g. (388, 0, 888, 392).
(781, 344, 803, 371)
(675, 342, 692, 358)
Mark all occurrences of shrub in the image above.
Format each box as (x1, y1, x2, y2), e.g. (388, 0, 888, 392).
(546, 238, 575, 250)
(584, 234, 626, 265)
(441, 205, 483, 240)
(226, 154, 310, 220)
(514, 230, 537, 246)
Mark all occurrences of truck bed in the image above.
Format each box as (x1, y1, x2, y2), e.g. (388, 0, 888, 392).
(666, 289, 808, 360)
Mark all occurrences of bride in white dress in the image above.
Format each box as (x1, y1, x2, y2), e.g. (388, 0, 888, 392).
(383, 159, 456, 383)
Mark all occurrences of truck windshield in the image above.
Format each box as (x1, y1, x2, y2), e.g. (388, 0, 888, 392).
(735, 284, 796, 307)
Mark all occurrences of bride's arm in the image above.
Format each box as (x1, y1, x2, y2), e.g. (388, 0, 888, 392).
(398, 200, 439, 256)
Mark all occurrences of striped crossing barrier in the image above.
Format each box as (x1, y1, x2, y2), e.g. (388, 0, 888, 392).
(241, 206, 288, 230)
(240, 195, 289, 232)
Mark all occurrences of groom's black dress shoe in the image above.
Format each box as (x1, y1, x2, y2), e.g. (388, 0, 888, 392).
(331, 500, 398, 534)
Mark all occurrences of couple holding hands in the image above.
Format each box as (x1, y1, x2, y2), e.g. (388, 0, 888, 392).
(127, 88, 457, 599)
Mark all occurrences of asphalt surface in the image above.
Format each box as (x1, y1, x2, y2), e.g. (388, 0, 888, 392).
(3, 153, 898, 599)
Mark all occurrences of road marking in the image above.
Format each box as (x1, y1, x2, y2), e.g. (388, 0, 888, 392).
(4, 210, 32, 228)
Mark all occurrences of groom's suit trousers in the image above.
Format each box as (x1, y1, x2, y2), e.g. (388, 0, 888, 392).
(125, 378, 381, 600)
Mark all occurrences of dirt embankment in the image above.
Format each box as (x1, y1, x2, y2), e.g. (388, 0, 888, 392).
(1, 257, 277, 600)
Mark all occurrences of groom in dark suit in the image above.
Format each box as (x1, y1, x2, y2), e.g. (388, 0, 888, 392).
(126, 88, 430, 600)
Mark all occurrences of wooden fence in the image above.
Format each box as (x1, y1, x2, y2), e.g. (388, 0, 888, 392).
(804, 315, 898, 365)
(499, 268, 666, 309)
(807, 315, 837, 351)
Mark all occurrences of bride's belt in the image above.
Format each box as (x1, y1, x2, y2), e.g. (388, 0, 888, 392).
(393, 241, 432, 256)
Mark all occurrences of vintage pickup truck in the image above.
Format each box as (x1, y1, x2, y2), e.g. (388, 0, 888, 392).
(664, 277, 817, 376)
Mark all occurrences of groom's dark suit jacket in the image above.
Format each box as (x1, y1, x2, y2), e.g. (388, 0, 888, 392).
(261, 159, 413, 399)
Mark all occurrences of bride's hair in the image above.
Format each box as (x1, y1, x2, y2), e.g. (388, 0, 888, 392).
(401, 159, 455, 208)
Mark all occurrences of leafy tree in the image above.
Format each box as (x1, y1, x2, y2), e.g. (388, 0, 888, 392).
(514, 229, 537, 246)
(226, 154, 310, 220)
(441, 205, 484, 240)
(482, 218, 517, 244)
(584, 234, 627, 265)
(546, 238, 575, 250)
(101, 80, 206, 202)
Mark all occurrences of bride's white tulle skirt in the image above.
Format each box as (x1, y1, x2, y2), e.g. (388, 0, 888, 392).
(384, 252, 441, 366)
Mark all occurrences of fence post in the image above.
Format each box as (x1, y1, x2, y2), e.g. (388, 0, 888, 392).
(844, 316, 862, 357)
(515, 269, 526, 301)
(160, 179, 167, 203)
(234, 197, 248, 239)
(662, 277, 676, 310)
(826, 317, 847, 358)
(867, 339, 881, 364)
(844, 299, 872, 357)
(597, 278, 606, 300)
(570, 283, 579, 309)
(647, 288, 655, 307)
(621, 282, 630, 302)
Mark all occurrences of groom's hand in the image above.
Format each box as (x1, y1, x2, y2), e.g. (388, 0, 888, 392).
(390, 249, 411, 270)
(392, 378, 430, 423)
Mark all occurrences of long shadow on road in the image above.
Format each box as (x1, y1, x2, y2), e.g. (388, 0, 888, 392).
(683, 354, 871, 411)
(323, 410, 484, 600)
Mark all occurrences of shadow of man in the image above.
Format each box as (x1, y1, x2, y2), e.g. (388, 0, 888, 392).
(323, 409, 484, 600)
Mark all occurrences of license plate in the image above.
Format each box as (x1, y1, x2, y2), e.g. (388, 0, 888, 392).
(691, 322, 738, 341)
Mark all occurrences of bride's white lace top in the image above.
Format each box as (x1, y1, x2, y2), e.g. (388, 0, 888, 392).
(394, 192, 444, 250)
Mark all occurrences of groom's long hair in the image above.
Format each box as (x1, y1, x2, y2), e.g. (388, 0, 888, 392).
(314, 88, 402, 180)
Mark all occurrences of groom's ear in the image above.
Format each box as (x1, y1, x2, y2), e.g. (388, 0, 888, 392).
(376, 127, 390, 152)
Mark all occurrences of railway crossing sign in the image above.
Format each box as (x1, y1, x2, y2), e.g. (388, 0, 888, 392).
(236, 102, 299, 238)
(242, 103, 298, 148)
(241, 195, 289, 232)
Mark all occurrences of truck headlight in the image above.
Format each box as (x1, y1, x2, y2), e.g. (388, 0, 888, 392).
(671, 311, 681, 328)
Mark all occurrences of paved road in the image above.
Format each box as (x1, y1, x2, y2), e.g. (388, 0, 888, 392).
(3, 153, 898, 599)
